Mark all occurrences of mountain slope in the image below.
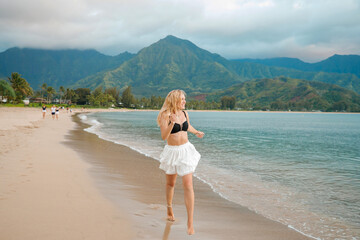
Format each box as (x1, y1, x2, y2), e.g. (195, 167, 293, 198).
(0, 48, 135, 89)
(72, 35, 243, 96)
(234, 54, 360, 77)
(74, 36, 360, 96)
(206, 77, 360, 112)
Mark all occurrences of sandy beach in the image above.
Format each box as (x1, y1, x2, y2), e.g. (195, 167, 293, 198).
(0, 107, 312, 239)
(0, 107, 134, 240)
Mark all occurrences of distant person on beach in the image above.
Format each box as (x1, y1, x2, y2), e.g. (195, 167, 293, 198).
(55, 106, 59, 120)
(51, 105, 56, 120)
(42, 105, 47, 119)
(157, 89, 205, 235)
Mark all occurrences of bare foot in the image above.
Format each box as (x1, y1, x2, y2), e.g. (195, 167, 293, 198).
(167, 205, 175, 221)
(187, 225, 195, 235)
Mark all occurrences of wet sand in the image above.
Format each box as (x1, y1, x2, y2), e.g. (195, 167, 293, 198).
(67, 113, 312, 240)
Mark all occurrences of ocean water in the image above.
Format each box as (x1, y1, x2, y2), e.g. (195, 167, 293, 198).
(79, 111, 360, 240)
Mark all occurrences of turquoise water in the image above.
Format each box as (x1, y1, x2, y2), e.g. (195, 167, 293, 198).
(80, 111, 360, 240)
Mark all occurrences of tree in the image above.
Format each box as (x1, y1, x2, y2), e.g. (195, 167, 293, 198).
(221, 96, 236, 110)
(8, 72, 33, 103)
(105, 87, 120, 104)
(41, 83, 47, 103)
(46, 86, 56, 103)
(0, 80, 16, 103)
(87, 86, 115, 107)
(65, 88, 78, 104)
(59, 86, 65, 104)
(121, 86, 134, 108)
(75, 88, 91, 105)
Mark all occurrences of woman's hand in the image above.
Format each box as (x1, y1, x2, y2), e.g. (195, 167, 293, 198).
(195, 131, 205, 138)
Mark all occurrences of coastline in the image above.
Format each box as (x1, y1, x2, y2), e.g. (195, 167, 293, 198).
(80, 107, 360, 114)
(68, 111, 312, 239)
(0, 106, 313, 239)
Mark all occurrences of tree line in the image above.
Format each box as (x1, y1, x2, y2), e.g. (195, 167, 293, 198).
(0, 72, 233, 110)
(3, 72, 356, 112)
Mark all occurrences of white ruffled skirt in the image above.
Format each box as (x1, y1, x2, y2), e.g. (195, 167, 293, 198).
(159, 142, 201, 176)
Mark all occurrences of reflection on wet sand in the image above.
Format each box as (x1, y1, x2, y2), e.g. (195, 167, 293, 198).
(162, 221, 174, 240)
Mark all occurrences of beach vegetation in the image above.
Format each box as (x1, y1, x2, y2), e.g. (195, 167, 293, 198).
(0, 79, 16, 103)
(75, 88, 91, 105)
(87, 86, 115, 107)
(40, 83, 47, 103)
(46, 86, 56, 103)
(121, 86, 135, 108)
(64, 88, 79, 104)
(105, 87, 120, 105)
(59, 86, 65, 104)
(7, 72, 33, 103)
(221, 96, 236, 110)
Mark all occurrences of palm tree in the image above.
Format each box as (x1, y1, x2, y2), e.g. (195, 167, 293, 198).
(46, 86, 56, 104)
(41, 83, 47, 103)
(0, 80, 16, 103)
(8, 72, 33, 103)
(59, 86, 65, 104)
(65, 88, 77, 104)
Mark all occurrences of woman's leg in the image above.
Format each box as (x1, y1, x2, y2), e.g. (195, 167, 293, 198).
(182, 173, 195, 235)
(166, 174, 177, 221)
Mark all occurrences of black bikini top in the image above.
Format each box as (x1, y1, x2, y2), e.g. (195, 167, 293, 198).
(170, 111, 189, 134)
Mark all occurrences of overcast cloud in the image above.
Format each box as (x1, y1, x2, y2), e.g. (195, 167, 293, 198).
(0, 0, 359, 62)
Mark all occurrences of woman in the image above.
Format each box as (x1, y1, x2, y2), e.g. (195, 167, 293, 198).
(55, 106, 59, 120)
(42, 105, 47, 119)
(51, 105, 56, 120)
(157, 89, 204, 235)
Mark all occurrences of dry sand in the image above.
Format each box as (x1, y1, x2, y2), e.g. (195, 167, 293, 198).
(0, 107, 134, 240)
(0, 106, 312, 240)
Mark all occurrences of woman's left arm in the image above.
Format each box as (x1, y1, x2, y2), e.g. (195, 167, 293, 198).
(185, 111, 205, 138)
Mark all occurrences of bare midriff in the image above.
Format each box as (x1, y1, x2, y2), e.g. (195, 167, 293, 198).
(167, 131, 188, 146)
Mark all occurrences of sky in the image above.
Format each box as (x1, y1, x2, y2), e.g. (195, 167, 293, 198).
(0, 0, 359, 62)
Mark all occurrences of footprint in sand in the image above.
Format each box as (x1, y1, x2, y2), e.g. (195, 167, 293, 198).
(150, 220, 161, 227)
(149, 204, 164, 210)
(134, 211, 148, 217)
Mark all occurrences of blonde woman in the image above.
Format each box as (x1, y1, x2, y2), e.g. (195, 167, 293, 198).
(157, 89, 204, 235)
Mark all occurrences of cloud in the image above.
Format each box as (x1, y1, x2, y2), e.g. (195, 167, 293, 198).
(0, 0, 359, 62)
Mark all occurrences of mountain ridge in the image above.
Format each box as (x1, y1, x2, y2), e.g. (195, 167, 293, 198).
(72, 35, 360, 96)
(0, 47, 135, 89)
(233, 54, 360, 77)
(1, 35, 360, 97)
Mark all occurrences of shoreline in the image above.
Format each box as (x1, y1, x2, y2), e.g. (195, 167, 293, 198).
(70, 111, 312, 239)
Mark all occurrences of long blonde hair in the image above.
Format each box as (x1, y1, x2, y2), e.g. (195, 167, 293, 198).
(157, 89, 186, 126)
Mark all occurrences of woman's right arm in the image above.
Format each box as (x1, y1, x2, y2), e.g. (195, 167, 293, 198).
(160, 113, 175, 140)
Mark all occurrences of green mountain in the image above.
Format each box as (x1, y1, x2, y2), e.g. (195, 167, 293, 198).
(72, 35, 243, 96)
(234, 54, 360, 78)
(206, 77, 360, 112)
(73, 36, 360, 96)
(1, 36, 360, 98)
(0, 48, 135, 89)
